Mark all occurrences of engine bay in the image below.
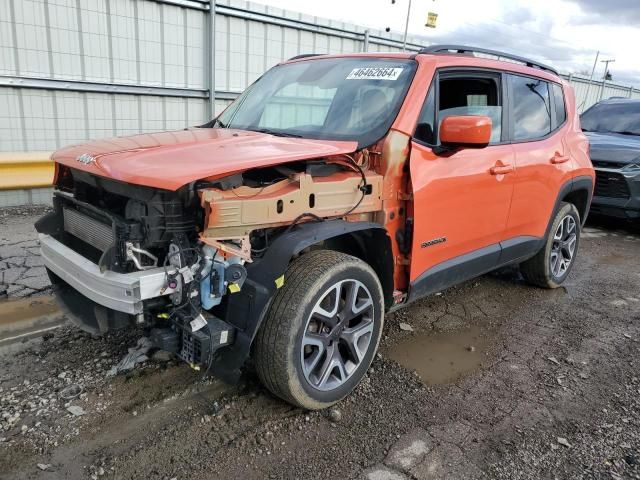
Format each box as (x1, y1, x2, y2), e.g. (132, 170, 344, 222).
(45, 153, 385, 373)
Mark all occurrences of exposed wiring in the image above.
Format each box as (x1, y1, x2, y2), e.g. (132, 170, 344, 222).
(229, 185, 267, 199)
(284, 212, 325, 233)
(276, 154, 370, 233)
(342, 186, 367, 217)
(338, 153, 368, 217)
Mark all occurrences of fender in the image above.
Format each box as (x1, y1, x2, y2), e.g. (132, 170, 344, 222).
(212, 219, 389, 381)
(546, 175, 594, 238)
(571, 175, 595, 226)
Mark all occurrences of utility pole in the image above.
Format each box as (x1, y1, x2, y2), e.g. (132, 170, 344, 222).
(598, 58, 615, 102)
(402, 0, 413, 51)
(363, 29, 370, 52)
(580, 51, 599, 113)
(207, 0, 216, 120)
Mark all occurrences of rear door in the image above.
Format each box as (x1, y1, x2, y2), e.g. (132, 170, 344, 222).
(408, 70, 515, 297)
(503, 74, 575, 253)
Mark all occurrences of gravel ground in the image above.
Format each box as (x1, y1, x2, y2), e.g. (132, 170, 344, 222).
(0, 207, 638, 480)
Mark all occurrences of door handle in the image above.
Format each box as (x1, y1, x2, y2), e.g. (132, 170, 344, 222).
(490, 163, 514, 175)
(551, 153, 570, 164)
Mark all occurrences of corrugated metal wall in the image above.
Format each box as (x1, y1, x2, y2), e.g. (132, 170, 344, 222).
(564, 73, 640, 112)
(0, 0, 427, 156)
(2, 0, 639, 155)
(0, 0, 639, 206)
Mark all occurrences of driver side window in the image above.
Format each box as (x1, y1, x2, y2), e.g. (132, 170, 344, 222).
(414, 73, 503, 145)
(439, 76, 502, 144)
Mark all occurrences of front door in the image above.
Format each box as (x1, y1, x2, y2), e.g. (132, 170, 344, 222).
(408, 70, 515, 298)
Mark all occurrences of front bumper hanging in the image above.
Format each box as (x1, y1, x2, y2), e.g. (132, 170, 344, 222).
(40, 233, 177, 315)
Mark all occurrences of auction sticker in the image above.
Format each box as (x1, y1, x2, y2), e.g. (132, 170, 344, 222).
(346, 67, 404, 80)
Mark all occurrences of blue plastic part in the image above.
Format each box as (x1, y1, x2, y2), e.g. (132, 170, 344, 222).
(200, 262, 225, 310)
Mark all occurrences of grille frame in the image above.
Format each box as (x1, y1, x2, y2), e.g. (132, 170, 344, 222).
(594, 170, 631, 199)
(591, 160, 627, 169)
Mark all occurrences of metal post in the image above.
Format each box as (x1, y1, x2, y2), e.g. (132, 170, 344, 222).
(580, 51, 598, 113)
(598, 58, 615, 102)
(402, 0, 412, 52)
(363, 29, 370, 52)
(207, 0, 216, 120)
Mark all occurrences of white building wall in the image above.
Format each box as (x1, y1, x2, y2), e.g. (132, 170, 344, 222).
(0, 0, 638, 156)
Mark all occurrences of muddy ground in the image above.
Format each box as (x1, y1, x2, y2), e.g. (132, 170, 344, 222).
(0, 207, 639, 480)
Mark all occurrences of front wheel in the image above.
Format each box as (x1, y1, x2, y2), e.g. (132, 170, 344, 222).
(254, 250, 384, 409)
(520, 202, 581, 288)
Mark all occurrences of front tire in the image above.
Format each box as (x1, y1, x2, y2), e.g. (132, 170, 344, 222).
(254, 250, 384, 409)
(520, 202, 581, 288)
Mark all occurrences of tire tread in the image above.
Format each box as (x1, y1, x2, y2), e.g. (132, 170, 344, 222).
(520, 202, 580, 289)
(255, 250, 380, 408)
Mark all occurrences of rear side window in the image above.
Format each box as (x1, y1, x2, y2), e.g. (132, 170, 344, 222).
(510, 75, 551, 141)
(551, 83, 566, 126)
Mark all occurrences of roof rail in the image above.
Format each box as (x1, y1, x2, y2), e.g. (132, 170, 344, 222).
(418, 45, 558, 75)
(287, 53, 323, 61)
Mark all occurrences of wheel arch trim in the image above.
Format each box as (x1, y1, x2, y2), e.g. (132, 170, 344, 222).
(556, 175, 594, 229)
(211, 220, 391, 379)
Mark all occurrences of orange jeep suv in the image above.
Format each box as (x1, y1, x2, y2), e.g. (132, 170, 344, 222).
(36, 45, 594, 409)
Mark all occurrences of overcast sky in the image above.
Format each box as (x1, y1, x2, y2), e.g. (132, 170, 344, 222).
(258, 0, 640, 87)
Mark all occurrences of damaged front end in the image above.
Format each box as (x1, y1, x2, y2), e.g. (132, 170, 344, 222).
(36, 149, 389, 380)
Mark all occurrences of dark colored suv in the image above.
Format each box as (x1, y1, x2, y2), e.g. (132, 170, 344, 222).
(582, 98, 640, 220)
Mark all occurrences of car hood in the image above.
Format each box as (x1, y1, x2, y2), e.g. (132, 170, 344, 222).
(585, 131, 640, 165)
(52, 128, 358, 190)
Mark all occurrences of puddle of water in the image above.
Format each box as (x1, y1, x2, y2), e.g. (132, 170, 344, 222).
(385, 326, 491, 385)
(0, 296, 64, 349)
(0, 296, 60, 326)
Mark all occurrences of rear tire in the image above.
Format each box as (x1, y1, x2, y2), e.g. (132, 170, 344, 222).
(254, 250, 384, 410)
(520, 202, 581, 288)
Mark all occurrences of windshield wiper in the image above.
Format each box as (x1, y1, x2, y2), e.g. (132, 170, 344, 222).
(249, 128, 303, 138)
(614, 131, 640, 136)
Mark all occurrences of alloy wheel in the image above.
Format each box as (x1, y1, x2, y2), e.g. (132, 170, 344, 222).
(300, 279, 374, 391)
(550, 214, 577, 278)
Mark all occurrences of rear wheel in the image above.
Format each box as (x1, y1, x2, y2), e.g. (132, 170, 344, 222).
(520, 202, 581, 288)
(254, 250, 384, 409)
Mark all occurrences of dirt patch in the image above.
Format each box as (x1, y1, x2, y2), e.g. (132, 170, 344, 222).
(0, 213, 639, 479)
(0, 296, 60, 326)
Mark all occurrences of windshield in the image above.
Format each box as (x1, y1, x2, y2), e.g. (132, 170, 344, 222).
(211, 57, 417, 147)
(581, 101, 640, 136)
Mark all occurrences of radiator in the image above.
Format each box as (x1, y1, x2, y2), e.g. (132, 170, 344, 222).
(62, 207, 114, 252)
